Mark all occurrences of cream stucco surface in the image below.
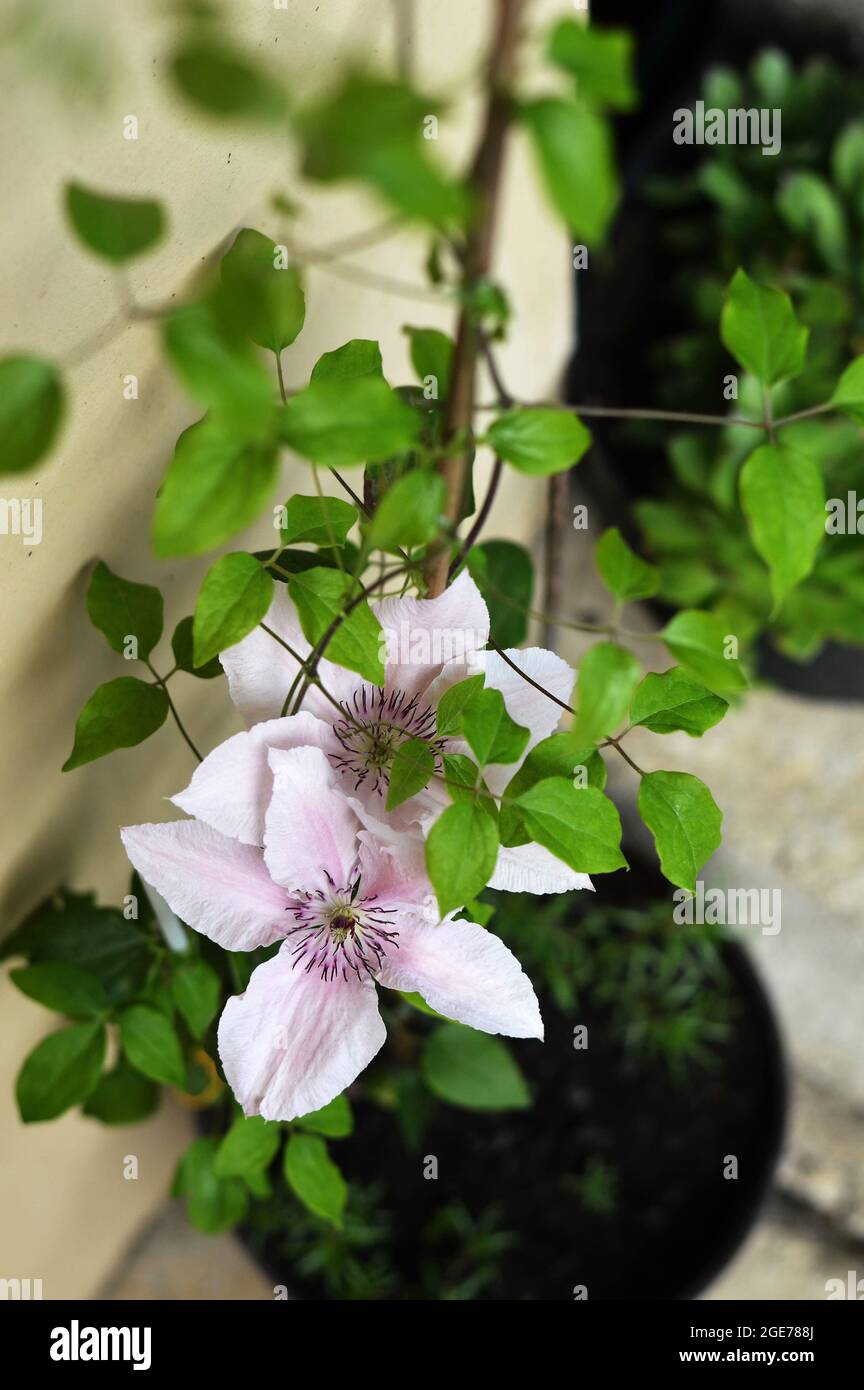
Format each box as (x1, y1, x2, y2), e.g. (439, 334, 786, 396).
(0, 0, 573, 1296)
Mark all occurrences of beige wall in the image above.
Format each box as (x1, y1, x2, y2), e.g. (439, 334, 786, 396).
(0, 0, 572, 1296)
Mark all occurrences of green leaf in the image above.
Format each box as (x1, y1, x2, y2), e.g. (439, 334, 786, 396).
(280, 376, 420, 467)
(296, 73, 467, 228)
(163, 296, 276, 437)
(661, 610, 748, 694)
(296, 1093, 354, 1138)
(62, 678, 169, 771)
(2, 891, 152, 1004)
(193, 552, 274, 667)
(403, 326, 454, 398)
(499, 733, 606, 846)
(16, 1022, 106, 1122)
(630, 668, 728, 737)
(521, 98, 619, 245)
(171, 957, 222, 1039)
(829, 356, 864, 424)
(720, 268, 808, 386)
(462, 687, 529, 766)
(487, 406, 591, 475)
(171, 39, 285, 121)
(572, 642, 641, 746)
(0, 356, 64, 473)
(739, 443, 825, 609)
(435, 675, 485, 737)
(637, 770, 723, 893)
(595, 527, 659, 601)
(85, 561, 163, 661)
(174, 1137, 249, 1234)
(425, 802, 499, 916)
(152, 417, 280, 558)
(83, 1059, 159, 1125)
(289, 567, 384, 684)
(214, 1115, 281, 1178)
(284, 1132, 347, 1227)
(10, 963, 106, 1019)
(547, 20, 637, 111)
(119, 1004, 186, 1088)
(310, 339, 383, 384)
(65, 182, 164, 263)
(367, 469, 446, 551)
(466, 540, 534, 647)
(516, 779, 627, 874)
(386, 737, 436, 810)
(832, 121, 864, 198)
(422, 1023, 530, 1111)
(280, 494, 356, 548)
(171, 616, 223, 679)
(220, 228, 305, 354)
(776, 173, 849, 276)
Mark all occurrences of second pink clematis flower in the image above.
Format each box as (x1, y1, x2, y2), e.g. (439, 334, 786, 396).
(122, 746, 542, 1121)
(171, 571, 592, 896)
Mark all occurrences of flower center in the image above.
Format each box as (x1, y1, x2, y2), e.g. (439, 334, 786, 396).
(285, 871, 399, 983)
(330, 685, 445, 793)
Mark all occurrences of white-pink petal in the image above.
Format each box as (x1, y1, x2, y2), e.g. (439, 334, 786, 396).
(220, 583, 356, 727)
(489, 840, 594, 895)
(218, 948, 386, 1121)
(376, 914, 543, 1039)
(170, 712, 338, 847)
(264, 746, 360, 893)
(120, 821, 289, 951)
(375, 570, 490, 701)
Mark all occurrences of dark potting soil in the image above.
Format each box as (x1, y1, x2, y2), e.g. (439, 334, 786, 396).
(329, 950, 779, 1301)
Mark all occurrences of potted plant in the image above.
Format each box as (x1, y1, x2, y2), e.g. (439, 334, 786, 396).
(4, 7, 820, 1299)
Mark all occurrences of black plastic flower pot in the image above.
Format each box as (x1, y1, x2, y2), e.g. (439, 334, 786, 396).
(233, 858, 787, 1301)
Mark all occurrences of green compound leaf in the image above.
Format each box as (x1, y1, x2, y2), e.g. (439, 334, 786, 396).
(10, 963, 106, 1020)
(16, 1022, 106, 1122)
(119, 1004, 186, 1089)
(596, 527, 659, 601)
(521, 98, 619, 245)
(572, 642, 641, 746)
(637, 769, 723, 894)
(516, 778, 627, 874)
(152, 417, 280, 558)
(310, 339, 384, 383)
(171, 39, 286, 121)
(425, 802, 499, 917)
(171, 957, 222, 1040)
(630, 668, 728, 737)
(214, 1115, 282, 1179)
(720, 268, 808, 386)
(462, 687, 529, 767)
(193, 552, 274, 667)
(499, 733, 606, 846)
(296, 1093, 354, 1139)
(284, 1132, 347, 1228)
(289, 567, 384, 685)
(280, 376, 420, 468)
(63, 679, 169, 771)
(0, 356, 64, 473)
(661, 610, 748, 694)
(487, 406, 591, 475)
(422, 1023, 530, 1111)
(279, 494, 356, 548)
(86, 561, 164, 662)
(220, 228, 305, 354)
(65, 182, 164, 263)
(830, 355, 864, 424)
(366, 469, 446, 552)
(739, 443, 825, 610)
(547, 20, 637, 112)
(386, 737, 436, 811)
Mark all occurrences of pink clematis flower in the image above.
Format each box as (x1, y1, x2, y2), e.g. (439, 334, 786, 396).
(122, 746, 542, 1120)
(172, 571, 592, 896)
